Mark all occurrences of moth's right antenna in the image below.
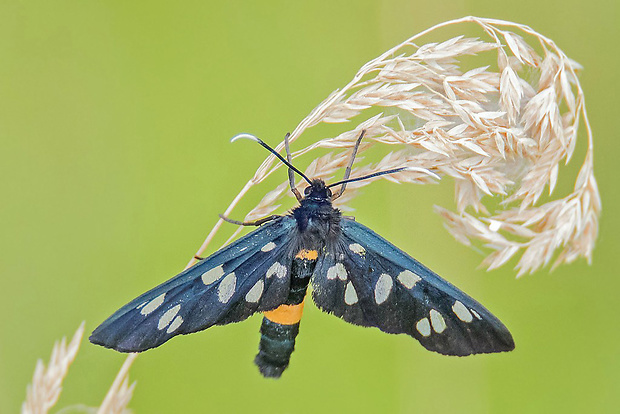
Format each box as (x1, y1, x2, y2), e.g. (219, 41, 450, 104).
(328, 129, 440, 196)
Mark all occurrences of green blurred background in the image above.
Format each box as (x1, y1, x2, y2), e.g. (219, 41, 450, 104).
(1, 1, 618, 413)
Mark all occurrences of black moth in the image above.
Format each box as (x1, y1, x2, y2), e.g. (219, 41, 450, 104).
(90, 131, 514, 378)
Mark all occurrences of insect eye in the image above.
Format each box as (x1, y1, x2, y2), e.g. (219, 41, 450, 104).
(304, 187, 311, 195)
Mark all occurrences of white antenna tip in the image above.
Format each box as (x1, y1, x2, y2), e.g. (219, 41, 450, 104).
(230, 133, 260, 143)
(404, 167, 441, 180)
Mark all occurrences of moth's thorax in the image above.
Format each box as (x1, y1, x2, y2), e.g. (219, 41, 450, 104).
(291, 179, 341, 248)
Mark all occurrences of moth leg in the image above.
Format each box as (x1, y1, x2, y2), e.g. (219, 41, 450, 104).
(219, 214, 281, 227)
(332, 130, 365, 201)
(283, 132, 303, 202)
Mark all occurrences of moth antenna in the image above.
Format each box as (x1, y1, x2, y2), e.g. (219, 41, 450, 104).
(328, 166, 440, 189)
(231, 133, 312, 186)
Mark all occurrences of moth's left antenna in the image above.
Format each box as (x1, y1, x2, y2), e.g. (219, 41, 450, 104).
(231, 133, 313, 186)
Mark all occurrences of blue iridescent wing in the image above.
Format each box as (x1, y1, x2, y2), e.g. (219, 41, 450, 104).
(311, 218, 514, 355)
(90, 216, 296, 352)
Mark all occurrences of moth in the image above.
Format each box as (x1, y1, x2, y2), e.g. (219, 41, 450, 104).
(90, 131, 514, 378)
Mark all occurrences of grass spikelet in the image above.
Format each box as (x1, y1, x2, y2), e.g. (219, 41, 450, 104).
(192, 16, 600, 276)
(96, 354, 138, 414)
(22, 323, 85, 414)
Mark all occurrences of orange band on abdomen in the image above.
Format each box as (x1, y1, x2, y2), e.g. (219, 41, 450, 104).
(295, 249, 318, 260)
(264, 300, 306, 325)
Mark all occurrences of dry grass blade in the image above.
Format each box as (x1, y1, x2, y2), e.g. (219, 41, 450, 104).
(192, 16, 599, 277)
(96, 353, 138, 414)
(22, 322, 85, 414)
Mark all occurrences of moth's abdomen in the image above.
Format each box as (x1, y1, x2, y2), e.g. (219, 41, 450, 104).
(255, 302, 304, 378)
(254, 249, 317, 378)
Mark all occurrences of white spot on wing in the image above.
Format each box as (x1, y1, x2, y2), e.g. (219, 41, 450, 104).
(452, 300, 473, 322)
(141, 293, 166, 315)
(344, 282, 358, 305)
(327, 263, 347, 280)
(416, 317, 431, 337)
(397, 270, 421, 289)
(158, 304, 181, 330)
(266, 262, 287, 279)
(374, 273, 393, 304)
(201, 265, 224, 286)
(245, 279, 264, 303)
(261, 242, 276, 252)
(166, 315, 183, 334)
(430, 309, 446, 333)
(349, 243, 366, 255)
(471, 309, 482, 320)
(218, 273, 236, 303)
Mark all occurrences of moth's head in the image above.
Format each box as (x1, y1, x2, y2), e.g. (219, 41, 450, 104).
(303, 179, 332, 201)
(233, 131, 414, 205)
